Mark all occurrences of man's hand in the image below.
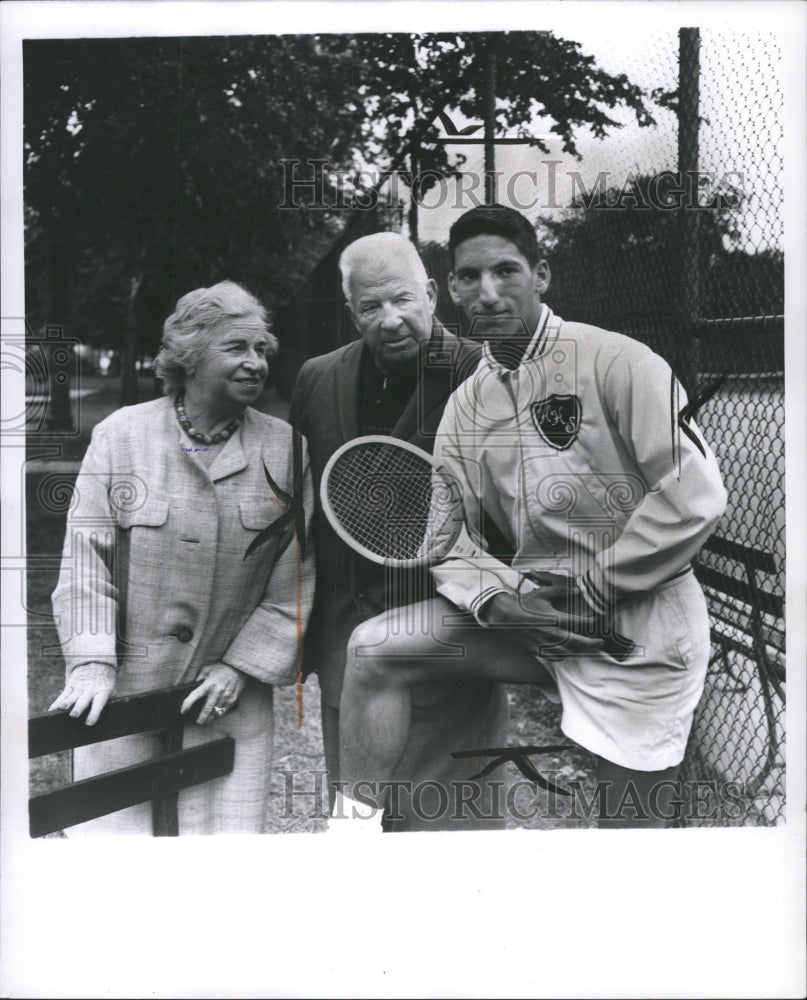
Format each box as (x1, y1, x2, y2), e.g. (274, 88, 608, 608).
(48, 662, 117, 726)
(479, 590, 604, 660)
(525, 572, 635, 661)
(526, 572, 593, 618)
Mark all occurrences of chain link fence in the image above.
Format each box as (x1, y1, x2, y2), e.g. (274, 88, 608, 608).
(681, 29, 784, 826)
(275, 27, 786, 826)
(536, 28, 785, 825)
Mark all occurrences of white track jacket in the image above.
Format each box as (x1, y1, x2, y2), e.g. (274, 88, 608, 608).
(431, 306, 727, 618)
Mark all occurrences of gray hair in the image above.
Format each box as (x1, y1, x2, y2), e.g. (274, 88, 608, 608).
(154, 281, 278, 396)
(339, 232, 429, 305)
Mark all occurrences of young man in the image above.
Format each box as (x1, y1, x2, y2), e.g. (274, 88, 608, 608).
(290, 231, 508, 831)
(338, 206, 727, 828)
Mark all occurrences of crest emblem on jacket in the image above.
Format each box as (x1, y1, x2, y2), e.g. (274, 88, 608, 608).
(530, 394, 582, 450)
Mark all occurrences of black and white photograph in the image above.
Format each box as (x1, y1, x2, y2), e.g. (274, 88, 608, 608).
(2, 1, 805, 997)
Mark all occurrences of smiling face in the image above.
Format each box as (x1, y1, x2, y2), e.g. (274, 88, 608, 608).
(186, 315, 270, 417)
(448, 234, 550, 341)
(348, 258, 437, 374)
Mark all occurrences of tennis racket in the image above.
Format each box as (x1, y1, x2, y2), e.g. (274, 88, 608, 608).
(321, 435, 635, 660)
(320, 435, 471, 568)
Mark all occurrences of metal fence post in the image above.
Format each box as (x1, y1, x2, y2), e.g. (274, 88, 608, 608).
(678, 27, 702, 399)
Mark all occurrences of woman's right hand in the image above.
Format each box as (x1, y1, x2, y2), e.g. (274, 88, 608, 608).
(48, 662, 117, 726)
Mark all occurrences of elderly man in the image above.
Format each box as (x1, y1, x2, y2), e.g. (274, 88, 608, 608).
(289, 231, 508, 831)
(338, 206, 727, 829)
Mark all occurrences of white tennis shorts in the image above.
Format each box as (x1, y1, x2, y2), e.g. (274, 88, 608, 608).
(545, 571, 711, 771)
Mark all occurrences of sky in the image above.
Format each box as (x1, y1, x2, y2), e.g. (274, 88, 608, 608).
(411, 26, 782, 254)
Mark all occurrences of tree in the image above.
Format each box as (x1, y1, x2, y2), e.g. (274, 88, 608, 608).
(349, 32, 658, 241)
(24, 32, 659, 402)
(24, 35, 369, 402)
(536, 171, 747, 320)
(534, 172, 783, 379)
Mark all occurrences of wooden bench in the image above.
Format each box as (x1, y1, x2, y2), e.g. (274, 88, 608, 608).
(692, 534, 785, 798)
(28, 682, 234, 837)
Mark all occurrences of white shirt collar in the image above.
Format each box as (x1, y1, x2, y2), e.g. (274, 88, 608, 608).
(481, 304, 554, 369)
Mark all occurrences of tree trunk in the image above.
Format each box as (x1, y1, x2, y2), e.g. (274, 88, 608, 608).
(44, 233, 74, 432)
(45, 338, 75, 432)
(120, 274, 143, 407)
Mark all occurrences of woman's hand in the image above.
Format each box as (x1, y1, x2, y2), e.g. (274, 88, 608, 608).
(48, 662, 117, 726)
(180, 663, 248, 725)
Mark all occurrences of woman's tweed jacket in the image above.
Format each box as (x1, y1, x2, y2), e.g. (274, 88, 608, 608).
(52, 396, 315, 833)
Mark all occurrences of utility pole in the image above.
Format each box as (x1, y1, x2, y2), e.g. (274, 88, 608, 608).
(408, 134, 420, 247)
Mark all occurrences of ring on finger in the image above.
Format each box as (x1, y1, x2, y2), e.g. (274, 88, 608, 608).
(213, 705, 226, 717)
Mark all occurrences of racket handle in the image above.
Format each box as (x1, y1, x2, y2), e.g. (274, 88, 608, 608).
(601, 629, 635, 662)
(531, 575, 635, 661)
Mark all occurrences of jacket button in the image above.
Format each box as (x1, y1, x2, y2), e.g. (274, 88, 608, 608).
(174, 625, 193, 643)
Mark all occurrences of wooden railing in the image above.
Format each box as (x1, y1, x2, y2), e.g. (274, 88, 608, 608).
(28, 683, 234, 837)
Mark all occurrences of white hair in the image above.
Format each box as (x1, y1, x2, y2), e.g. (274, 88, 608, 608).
(154, 280, 278, 396)
(339, 232, 429, 304)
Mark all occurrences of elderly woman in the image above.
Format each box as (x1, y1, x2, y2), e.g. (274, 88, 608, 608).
(49, 281, 314, 834)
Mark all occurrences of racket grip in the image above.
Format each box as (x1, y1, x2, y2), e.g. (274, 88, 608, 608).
(601, 628, 635, 662)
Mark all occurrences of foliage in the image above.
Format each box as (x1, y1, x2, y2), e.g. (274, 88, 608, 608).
(353, 31, 657, 176)
(24, 31, 658, 377)
(538, 171, 744, 256)
(535, 172, 783, 326)
(700, 249, 784, 319)
(24, 35, 367, 354)
(419, 240, 462, 332)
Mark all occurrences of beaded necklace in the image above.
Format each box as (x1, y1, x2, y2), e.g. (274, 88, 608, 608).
(175, 393, 243, 445)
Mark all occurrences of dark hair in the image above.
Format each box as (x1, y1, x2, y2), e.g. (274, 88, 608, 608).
(448, 205, 541, 269)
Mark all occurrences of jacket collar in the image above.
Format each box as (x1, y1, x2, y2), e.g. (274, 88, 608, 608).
(333, 339, 363, 443)
(481, 304, 559, 369)
(208, 421, 249, 482)
(332, 324, 468, 447)
(171, 396, 250, 482)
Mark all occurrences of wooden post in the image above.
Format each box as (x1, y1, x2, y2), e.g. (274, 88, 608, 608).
(152, 716, 183, 835)
(28, 683, 225, 838)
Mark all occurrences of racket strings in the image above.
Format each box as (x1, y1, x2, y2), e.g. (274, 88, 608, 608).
(326, 442, 460, 562)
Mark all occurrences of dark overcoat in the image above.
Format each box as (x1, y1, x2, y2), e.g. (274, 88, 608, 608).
(290, 327, 509, 831)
